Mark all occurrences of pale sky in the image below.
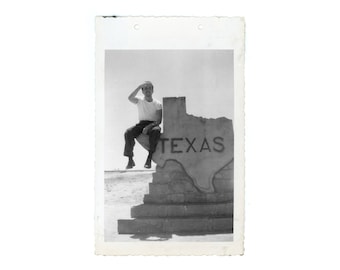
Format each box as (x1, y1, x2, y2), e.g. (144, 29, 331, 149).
(105, 50, 233, 170)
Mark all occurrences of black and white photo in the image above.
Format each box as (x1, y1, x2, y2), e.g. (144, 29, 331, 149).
(95, 17, 245, 255)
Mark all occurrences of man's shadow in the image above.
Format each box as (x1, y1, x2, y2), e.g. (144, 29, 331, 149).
(130, 234, 172, 241)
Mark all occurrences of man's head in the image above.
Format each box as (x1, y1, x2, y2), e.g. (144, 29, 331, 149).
(142, 81, 154, 98)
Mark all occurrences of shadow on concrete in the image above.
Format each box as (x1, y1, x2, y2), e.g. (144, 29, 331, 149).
(130, 234, 173, 241)
(129, 231, 233, 241)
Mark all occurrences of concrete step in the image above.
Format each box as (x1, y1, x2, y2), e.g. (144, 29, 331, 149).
(149, 180, 233, 195)
(143, 192, 233, 204)
(118, 217, 233, 234)
(131, 203, 233, 218)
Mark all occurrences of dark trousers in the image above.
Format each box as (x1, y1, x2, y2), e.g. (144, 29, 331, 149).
(124, 121, 161, 157)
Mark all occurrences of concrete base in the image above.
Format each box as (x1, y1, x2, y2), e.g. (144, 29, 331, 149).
(118, 217, 233, 235)
(118, 159, 234, 235)
(131, 203, 233, 218)
(143, 192, 233, 204)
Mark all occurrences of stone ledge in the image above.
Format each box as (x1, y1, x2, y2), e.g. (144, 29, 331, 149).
(143, 192, 233, 204)
(131, 203, 233, 218)
(118, 217, 233, 234)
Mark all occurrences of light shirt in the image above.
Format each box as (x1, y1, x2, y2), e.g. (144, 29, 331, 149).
(136, 97, 162, 121)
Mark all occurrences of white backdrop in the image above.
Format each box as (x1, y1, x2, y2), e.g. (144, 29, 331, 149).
(0, 0, 340, 269)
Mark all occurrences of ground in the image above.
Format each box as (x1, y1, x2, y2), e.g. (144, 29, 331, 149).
(104, 170, 233, 242)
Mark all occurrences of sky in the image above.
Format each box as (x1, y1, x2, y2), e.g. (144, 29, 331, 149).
(105, 50, 233, 170)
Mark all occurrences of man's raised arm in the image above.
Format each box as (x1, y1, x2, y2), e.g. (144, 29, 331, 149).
(128, 84, 145, 104)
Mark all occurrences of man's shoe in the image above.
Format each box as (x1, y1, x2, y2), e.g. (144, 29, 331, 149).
(126, 159, 135, 169)
(144, 158, 152, 169)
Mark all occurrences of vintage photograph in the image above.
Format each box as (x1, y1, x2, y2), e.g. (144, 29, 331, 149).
(104, 50, 234, 242)
(95, 17, 245, 255)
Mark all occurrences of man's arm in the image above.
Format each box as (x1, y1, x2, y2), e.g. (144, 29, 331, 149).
(142, 109, 162, 134)
(128, 83, 145, 104)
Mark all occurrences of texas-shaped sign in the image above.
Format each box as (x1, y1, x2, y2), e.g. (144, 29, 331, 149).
(137, 97, 234, 193)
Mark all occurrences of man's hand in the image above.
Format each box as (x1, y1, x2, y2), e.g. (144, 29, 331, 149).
(142, 126, 150, 135)
(139, 83, 148, 90)
(143, 122, 158, 135)
(128, 83, 145, 104)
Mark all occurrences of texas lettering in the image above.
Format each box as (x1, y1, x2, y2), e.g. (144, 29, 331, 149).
(158, 137, 225, 154)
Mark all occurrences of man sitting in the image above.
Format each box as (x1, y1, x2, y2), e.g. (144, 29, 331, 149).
(124, 81, 162, 169)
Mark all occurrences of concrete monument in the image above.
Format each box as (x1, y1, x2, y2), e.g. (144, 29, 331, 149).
(118, 97, 234, 235)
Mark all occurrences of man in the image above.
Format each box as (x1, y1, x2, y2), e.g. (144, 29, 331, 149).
(124, 81, 162, 169)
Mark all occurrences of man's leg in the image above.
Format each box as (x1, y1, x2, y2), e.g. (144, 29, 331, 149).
(145, 127, 161, 168)
(124, 124, 144, 168)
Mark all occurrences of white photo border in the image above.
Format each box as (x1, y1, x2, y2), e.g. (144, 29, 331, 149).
(95, 16, 245, 255)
